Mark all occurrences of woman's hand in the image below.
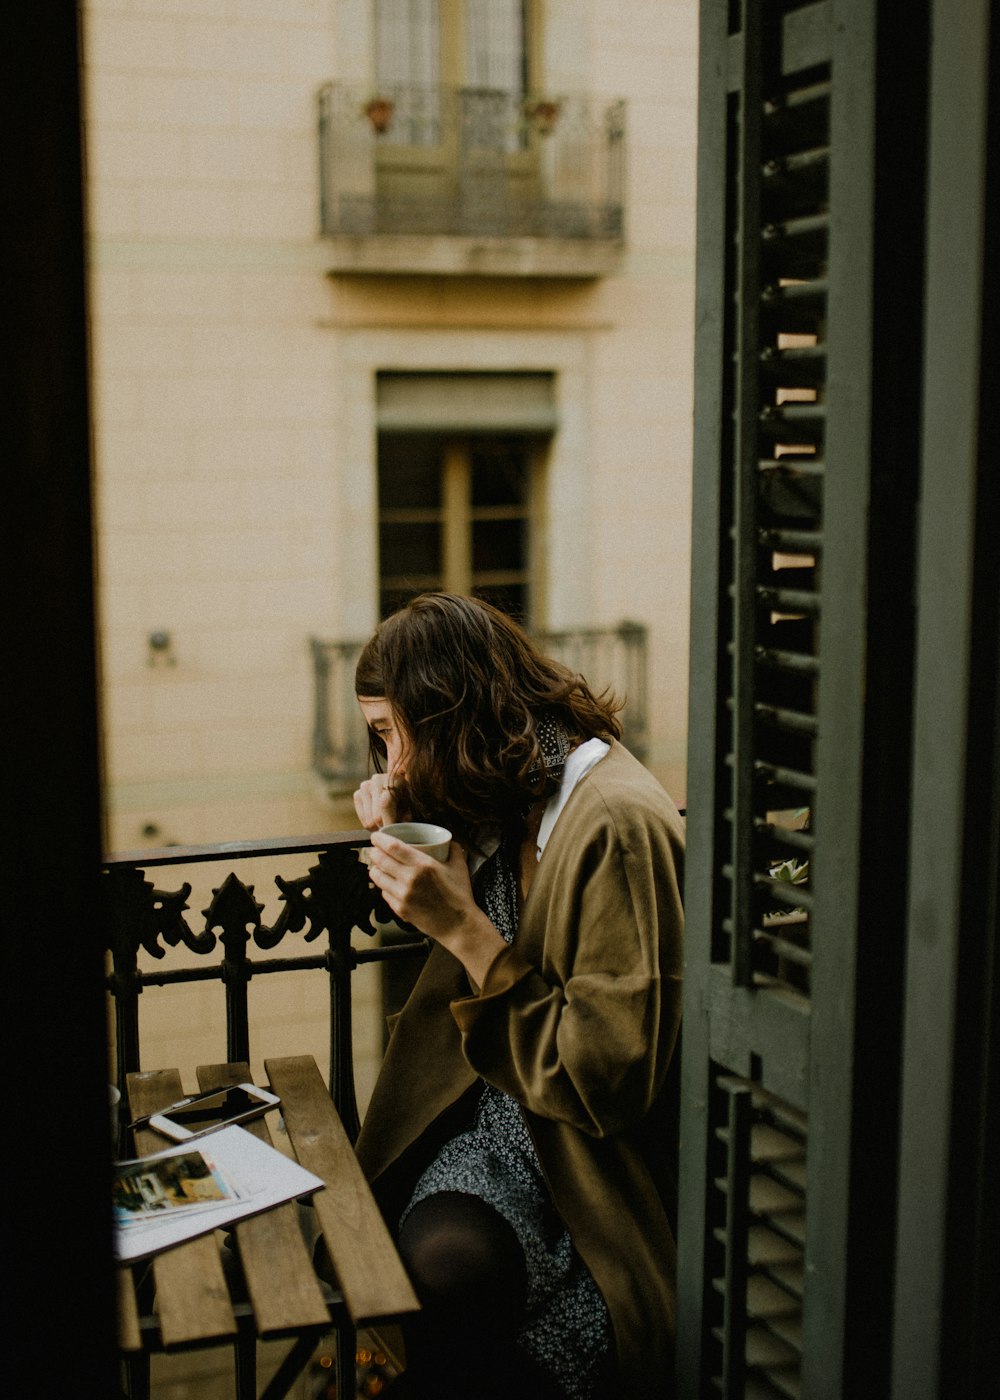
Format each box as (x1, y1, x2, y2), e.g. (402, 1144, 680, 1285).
(353, 773, 399, 831)
(368, 831, 506, 987)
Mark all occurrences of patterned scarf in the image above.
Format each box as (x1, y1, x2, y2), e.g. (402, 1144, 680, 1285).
(473, 713, 574, 942)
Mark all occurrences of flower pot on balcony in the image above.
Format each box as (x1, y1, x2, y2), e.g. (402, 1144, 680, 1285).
(524, 99, 561, 135)
(363, 97, 394, 135)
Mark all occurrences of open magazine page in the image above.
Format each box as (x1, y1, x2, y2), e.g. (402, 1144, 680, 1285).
(113, 1124, 325, 1262)
(114, 1146, 241, 1228)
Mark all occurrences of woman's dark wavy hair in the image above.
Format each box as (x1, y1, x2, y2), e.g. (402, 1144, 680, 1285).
(355, 593, 623, 841)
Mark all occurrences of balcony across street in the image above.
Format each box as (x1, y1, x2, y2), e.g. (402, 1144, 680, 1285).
(318, 82, 626, 277)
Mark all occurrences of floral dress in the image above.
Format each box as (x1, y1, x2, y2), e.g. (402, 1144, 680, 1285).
(399, 726, 614, 1399)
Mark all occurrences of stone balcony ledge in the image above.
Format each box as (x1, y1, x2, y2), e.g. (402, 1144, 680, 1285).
(323, 231, 624, 279)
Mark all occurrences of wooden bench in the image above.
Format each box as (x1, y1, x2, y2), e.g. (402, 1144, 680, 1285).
(119, 1054, 417, 1399)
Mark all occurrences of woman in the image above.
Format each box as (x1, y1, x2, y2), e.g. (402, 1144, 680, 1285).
(351, 593, 684, 1400)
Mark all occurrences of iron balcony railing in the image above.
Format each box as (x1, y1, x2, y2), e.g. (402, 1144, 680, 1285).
(310, 621, 648, 792)
(103, 831, 425, 1150)
(318, 81, 626, 241)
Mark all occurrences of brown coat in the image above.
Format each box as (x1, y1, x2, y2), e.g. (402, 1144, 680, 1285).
(355, 741, 685, 1398)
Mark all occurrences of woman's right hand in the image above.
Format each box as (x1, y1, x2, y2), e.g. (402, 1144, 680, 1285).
(353, 772, 399, 831)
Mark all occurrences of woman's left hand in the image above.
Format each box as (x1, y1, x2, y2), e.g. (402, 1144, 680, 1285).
(368, 830, 506, 986)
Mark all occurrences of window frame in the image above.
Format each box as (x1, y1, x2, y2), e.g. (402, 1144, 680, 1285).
(377, 431, 547, 625)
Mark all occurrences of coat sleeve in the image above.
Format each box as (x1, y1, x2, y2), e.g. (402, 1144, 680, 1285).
(449, 794, 684, 1138)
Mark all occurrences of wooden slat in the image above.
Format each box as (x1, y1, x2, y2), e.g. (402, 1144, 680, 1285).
(745, 1323, 799, 1368)
(265, 1055, 420, 1326)
(116, 1267, 142, 1352)
(767, 1260, 805, 1299)
(196, 1063, 331, 1337)
(126, 1069, 237, 1348)
(746, 1224, 801, 1268)
(749, 1175, 802, 1215)
(751, 1123, 805, 1163)
(746, 1273, 801, 1321)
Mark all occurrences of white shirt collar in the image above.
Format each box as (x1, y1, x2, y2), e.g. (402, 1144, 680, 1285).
(535, 737, 610, 858)
(467, 736, 611, 875)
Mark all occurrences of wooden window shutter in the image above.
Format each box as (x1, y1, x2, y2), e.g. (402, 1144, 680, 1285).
(679, 2, 929, 1394)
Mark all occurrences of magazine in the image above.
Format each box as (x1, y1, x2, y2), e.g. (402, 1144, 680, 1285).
(113, 1147, 240, 1227)
(113, 1124, 325, 1263)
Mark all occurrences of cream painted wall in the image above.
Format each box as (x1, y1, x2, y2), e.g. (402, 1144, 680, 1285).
(83, 0, 697, 1111)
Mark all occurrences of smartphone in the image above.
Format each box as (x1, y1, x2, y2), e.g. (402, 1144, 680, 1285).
(136, 1083, 281, 1142)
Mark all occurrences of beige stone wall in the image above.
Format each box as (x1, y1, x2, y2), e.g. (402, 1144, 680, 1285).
(83, 1, 347, 853)
(83, 0, 697, 1112)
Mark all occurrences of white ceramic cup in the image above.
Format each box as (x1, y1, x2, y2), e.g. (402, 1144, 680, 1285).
(379, 821, 453, 862)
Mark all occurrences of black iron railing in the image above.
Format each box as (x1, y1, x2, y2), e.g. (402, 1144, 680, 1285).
(310, 621, 648, 791)
(103, 832, 428, 1148)
(318, 81, 625, 241)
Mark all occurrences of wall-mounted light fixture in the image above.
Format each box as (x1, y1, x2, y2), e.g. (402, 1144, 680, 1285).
(147, 630, 176, 666)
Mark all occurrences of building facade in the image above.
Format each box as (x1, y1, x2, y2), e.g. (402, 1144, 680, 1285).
(82, 0, 699, 856)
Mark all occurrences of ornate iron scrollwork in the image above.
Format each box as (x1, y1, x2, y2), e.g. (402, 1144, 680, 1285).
(257, 844, 380, 950)
(103, 835, 417, 1115)
(203, 872, 264, 960)
(103, 864, 214, 962)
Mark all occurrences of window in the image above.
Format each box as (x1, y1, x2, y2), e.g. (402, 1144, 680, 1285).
(372, 0, 534, 156)
(377, 432, 544, 624)
(464, 0, 528, 95)
(375, 371, 555, 624)
(375, 0, 531, 93)
(375, 0, 440, 90)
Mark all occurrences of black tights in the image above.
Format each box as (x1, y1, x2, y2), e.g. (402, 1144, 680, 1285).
(392, 1191, 557, 1400)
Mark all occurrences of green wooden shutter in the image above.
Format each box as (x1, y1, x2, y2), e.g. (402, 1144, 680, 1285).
(892, 2, 1000, 1394)
(680, 2, 929, 1394)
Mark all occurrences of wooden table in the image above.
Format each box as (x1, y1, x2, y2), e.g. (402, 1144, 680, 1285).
(119, 1055, 418, 1400)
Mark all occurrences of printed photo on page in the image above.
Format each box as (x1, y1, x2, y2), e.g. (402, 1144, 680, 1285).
(113, 1148, 239, 1227)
